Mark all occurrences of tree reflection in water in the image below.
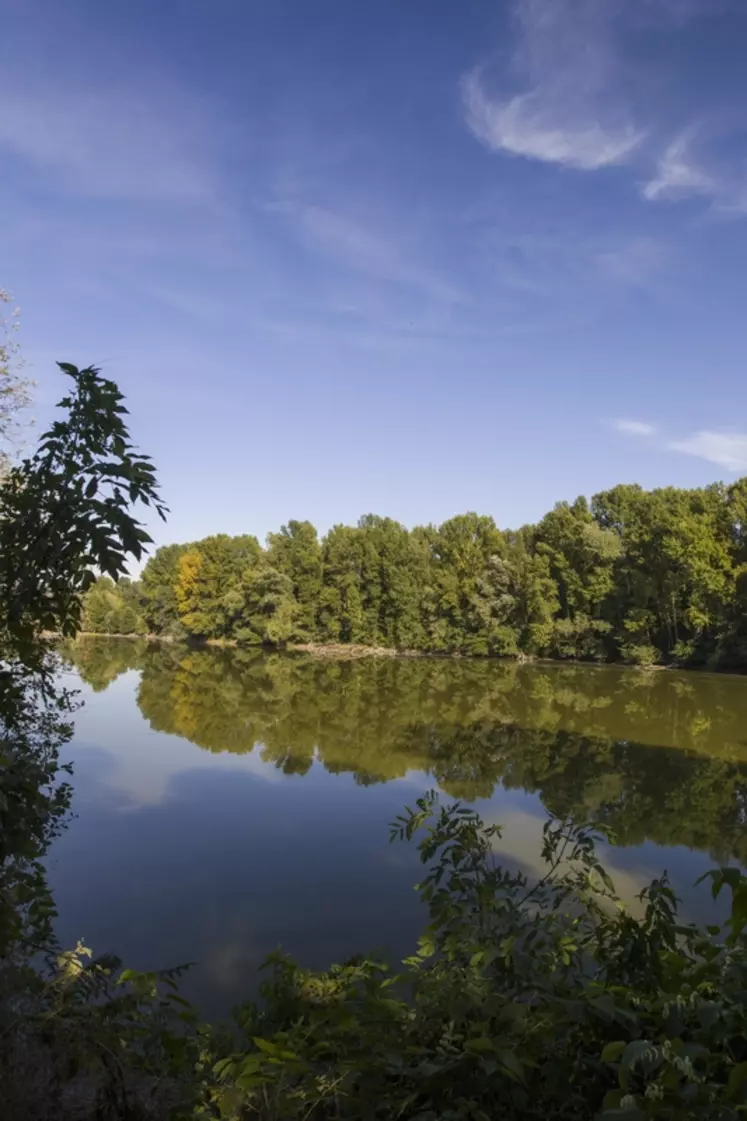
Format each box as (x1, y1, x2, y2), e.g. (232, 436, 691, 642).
(66, 638, 747, 865)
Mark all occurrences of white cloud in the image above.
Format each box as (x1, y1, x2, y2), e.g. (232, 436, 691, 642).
(463, 1, 747, 219)
(642, 131, 716, 201)
(462, 0, 644, 171)
(463, 78, 641, 171)
(614, 418, 658, 437)
(0, 82, 217, 205)
(642, 127, 747, 214)
(669, 431, 747, 472)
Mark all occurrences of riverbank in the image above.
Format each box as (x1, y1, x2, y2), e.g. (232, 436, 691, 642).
(63, 634, 522, 662)
(60, 633, 738, 674)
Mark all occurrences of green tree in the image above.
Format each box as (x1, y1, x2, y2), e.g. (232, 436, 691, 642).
(174, 534, 261, 638)
(534, 498, 619, 660)
(267, 520, 323, 641)
(140, 542, 189, 634)
(81, 576, 145, 634)
(71, 471, 747, 670)
(426, 513, 508, 654)
(592, 484, 733, 665)
(357, 515, 428, 649)
(319, 525, 365, 643)
(237, 564, 299, 645)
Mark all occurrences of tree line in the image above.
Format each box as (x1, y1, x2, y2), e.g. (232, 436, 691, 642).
(83, 478, 747, 669)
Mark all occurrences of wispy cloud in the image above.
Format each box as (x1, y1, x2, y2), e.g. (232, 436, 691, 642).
(276, 202, 464, 304)
(641, 126, 747, 213)
(614, 418, 659, 437)
(0, 82, 218, 205)
(462, 0, 644, 171)
(463, 78, 641, 171)
(463, 1, 747, 219)
(669, 431, 747, 472)
(614, 417, 747, 473)
(642, 130, 716, 202)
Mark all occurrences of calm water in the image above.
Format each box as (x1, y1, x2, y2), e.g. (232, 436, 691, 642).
(49, 639, 747, 1017)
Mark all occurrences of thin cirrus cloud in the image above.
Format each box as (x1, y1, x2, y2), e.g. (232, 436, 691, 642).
(613, 419, 658, 437)
(0, 81, 218, 205)
(462, 0, 644, 172)
(641, 128, 747, 213)
(275, 201, 465, 305)
(615, 419, 747, 473)
(669, 431, 747, 472)
(641, 131, 716, 202)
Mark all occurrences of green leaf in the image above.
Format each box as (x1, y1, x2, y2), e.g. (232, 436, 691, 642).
(601, 1041, 627, 1063)
(620, 1040, 653, 1072)
(495, 1049, 525, 1083)
(728, 1061, 747, 1101)
(465, 1037, 495, 1054)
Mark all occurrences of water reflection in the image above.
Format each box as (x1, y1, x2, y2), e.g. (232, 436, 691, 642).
(68, 639, 747, 864)
(51, 639, 747, 1016)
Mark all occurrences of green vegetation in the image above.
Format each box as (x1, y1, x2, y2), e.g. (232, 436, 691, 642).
(84, 486, 747, 670)
(0, 362, 174, 1117)
(190, 799, 747, 1120)
(4, 360, 747, 1119)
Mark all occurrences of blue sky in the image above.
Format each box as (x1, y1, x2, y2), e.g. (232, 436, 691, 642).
(2, 0, 747, 549)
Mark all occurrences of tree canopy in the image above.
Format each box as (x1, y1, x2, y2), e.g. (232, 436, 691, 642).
(85, 479, 747, 670)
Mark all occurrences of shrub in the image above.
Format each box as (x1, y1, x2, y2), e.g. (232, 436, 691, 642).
(621, 643, 661, 668)
(193, 796, 747, 1120)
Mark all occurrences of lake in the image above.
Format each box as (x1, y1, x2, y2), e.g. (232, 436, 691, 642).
(49, 638, 747, 1019)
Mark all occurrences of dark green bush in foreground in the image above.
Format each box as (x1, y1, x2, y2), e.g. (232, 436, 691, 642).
(191, 796, 747, 1121)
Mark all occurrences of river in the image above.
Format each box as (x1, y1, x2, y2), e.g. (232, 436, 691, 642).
(48, 638, 747, 1017)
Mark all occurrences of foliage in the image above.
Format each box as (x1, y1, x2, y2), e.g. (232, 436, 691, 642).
(0, 363, 167, 933)
(84, 478, 747, 669)
(81, 575, 146, 635)
(140, 542, 189, 636)
(237, 564, 299, 645)
(0, 363, 166, 661)
(0, 361, 170, 1118)
(181, 797, 747, 1120)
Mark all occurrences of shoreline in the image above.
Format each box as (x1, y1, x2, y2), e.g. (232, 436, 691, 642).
(60, 633, 730, 674)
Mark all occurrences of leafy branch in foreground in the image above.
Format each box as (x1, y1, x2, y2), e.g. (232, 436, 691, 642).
(0, 362, 170, 1117)
(0, 362, 166, 662)
(0, 363, 167, 945)
(196, 797, 747, 1121)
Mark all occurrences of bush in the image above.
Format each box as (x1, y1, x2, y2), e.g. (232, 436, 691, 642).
(621, 643, 661, 668)
(194, 797, 747, 1120)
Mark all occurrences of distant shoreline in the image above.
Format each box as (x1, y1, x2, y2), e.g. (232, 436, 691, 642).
(64, 633, 470, 659)
(61, 632, 683, 670)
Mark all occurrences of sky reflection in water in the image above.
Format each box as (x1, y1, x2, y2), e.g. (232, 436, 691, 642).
(47, 641, 747, 1017)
